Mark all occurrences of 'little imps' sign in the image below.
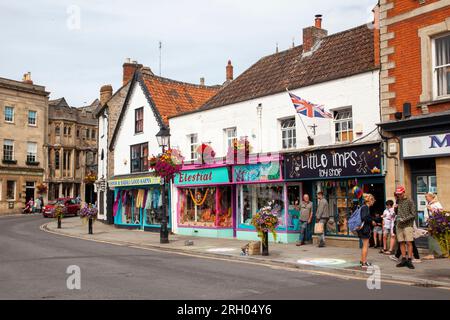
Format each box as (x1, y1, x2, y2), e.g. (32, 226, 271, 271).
(285, 144, 382, 180)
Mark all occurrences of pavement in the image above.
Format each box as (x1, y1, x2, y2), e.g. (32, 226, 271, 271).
(42, 216, 450, 289)
(1, 215, 449, 300)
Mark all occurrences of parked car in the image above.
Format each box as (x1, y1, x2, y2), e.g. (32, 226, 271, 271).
(42, 198, 80, 218)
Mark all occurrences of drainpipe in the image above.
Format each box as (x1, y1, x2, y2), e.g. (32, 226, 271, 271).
(257, 103, 263, 153)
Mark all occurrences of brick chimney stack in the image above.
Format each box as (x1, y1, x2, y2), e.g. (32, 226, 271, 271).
(200, 77, 205, 86)
(303, 15, 328, 53)
(100, 85, 113, 106)
(22, 72, 33, 84)
(226, 60, 234, 81)
(122, 58, 143, 85)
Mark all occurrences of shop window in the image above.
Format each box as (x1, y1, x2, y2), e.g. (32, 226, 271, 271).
(178, 186, 232, 228)
(130, 143, 149, 173)
(434, 34, 450, 98)
(3, 139, 14, 161)
(281, 118, 296, 150)
(28, 111, 37, 126)
(135, 107, 144, 134)
(286, 185, 303, 231)
(188, 134, 198, 161)
(237, 184, 285, 229)
(27, 142, 37, 163)
(6, 180, 15, 200)
(334, 108, 353, 143)
(224, 127, 237, 152)
(4, 106, 14, 122)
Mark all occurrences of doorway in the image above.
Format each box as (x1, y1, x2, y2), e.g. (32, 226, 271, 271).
(25, 182, 35, 204)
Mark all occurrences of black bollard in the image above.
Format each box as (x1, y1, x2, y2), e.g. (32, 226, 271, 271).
(57, 216, 61, 229)
(262, 231, 269, 256)
(88, 218, 93, 234)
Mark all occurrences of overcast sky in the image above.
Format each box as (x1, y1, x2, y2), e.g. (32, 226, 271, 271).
(0, 0, 376, 106)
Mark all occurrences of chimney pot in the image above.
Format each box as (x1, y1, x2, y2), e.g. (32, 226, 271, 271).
(226, 60, 234, 81)
(200, 77, 205, 86)
(315, 14, 323, 29)
(22, 72, 33, 84)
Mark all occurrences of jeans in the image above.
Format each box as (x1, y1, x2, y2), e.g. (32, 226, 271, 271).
(298, 221, 308, 243)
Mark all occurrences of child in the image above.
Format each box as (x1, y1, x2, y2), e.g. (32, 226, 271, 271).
(381, 200, 395, 254)
(373, 212, 383, 249)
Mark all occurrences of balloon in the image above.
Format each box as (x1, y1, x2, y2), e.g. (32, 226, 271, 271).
(352, 186, 363, 199)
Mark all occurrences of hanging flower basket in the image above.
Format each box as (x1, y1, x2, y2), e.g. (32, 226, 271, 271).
(196, 143, 216, 164)
(227, 137, 252, 164)
(149, 148, 184, 181)
(428, 209, 450, 258)
(251, 202, 280, 248)
(84, 171, 97, 184)
(80, 203, 98, 234)
(36, 183, 48, 194)
(52, 204, 66, 229)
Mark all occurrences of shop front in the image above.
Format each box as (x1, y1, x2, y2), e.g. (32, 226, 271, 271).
(109, 174, 170, 231)
(284, 142, 385, 247)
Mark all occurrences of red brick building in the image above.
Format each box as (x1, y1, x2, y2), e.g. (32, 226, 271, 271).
(378, 0, 450, 219)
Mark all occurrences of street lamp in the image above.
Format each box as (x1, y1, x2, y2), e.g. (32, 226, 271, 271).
(156, 126, 171, 244)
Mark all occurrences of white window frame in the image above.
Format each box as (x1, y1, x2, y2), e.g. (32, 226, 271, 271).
(28, 110, 37, 126)
(6, 180, 15, 201)
(3, 139, 14, 161)
(280, 118, 297, 150)
(27, 142, 37, 163)
(432, 33, 450, 100)
(333, 107, 353, 143)
(4, 106, 14, 123)
(224, 127, 237, 153)
(188, 134, 198, 161)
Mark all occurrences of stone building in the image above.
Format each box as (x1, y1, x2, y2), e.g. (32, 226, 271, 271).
(46, 98, 99, 204)
(378, 0, 450, 217)
(0, 73, 49, 214)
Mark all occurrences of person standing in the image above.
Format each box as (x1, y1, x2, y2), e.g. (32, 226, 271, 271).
(316, 191, 330, 248)
(395, 186, 417, 269)
(424, 193, 444, 259)
(358, 194, 376, 269)
(296, 194, 313, 247)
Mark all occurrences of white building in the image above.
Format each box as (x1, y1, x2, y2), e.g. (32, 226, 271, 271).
(168, 16, 383, 246)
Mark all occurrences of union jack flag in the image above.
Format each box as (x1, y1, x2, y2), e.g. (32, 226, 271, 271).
(289, 92, 333, 119)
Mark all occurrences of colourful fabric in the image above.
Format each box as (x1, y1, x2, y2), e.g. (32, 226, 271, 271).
(135, 189, 145, 208)
(144, 190, 152, 209)
(113, 191, 121, 217)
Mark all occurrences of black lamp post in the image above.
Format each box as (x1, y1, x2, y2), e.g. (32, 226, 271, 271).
(156, 126, 171, 244)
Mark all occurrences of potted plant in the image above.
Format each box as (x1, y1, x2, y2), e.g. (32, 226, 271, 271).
(52, 203, 66, 229)
(149, 148, 184, 181)
(251, 202, 280, 256)
(80, 203, 98, 234)
(428, 208, 450, 258)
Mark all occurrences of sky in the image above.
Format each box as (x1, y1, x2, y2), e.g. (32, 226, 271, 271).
(0, 0, 377, 106)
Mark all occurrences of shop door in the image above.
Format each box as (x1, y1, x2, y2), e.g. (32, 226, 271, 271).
(25, 182, 35, 203)
(412, 174, 437, 228)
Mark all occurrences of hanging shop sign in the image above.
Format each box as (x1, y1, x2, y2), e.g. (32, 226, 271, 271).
(233, 162, 281, 182)
(285, 144, 382, 180)
(109, 175, 161, 187)
(401, 132, 450, 159)
(174, 167, 230, 186)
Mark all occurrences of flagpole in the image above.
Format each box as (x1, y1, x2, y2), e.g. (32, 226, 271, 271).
(286, 88, 314, 145)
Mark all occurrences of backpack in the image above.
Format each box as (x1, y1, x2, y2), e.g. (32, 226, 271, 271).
(348, 206, 364, 233)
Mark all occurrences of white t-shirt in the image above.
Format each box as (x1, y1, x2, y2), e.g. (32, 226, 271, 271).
(382, 208, 395, 229)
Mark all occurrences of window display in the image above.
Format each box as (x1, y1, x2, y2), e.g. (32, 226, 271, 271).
(237, 184, 285, 229)
(178, 186, 232, 228)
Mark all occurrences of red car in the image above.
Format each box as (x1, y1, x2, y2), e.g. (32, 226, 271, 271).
(43, 198, 80, 218)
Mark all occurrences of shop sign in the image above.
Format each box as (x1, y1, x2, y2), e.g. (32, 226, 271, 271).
(233, 162, 281, 182)
(285, 144, 382, 180)
(109, 176, 161, 187)
(174, 167, 230, 186)
(402, 132, 450, 159)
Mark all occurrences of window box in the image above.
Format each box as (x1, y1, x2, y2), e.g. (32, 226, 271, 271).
(26, 161, 40, 166)
(2, 159, 17, 165)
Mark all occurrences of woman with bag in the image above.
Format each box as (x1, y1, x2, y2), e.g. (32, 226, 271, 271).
(358, 194, 376, 269)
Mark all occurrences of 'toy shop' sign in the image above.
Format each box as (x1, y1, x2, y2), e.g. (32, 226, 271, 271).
(285, 144, 382, 180)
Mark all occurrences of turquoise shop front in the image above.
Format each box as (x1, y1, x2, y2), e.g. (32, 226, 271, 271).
(110, 174, 171, 231)
(174, 159, 302, 243)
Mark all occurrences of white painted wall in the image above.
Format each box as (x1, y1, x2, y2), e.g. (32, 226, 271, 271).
(113, 84, 161, 176)
(169, 71, 380, 159)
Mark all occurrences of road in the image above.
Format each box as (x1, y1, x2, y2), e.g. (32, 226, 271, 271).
(0, 215, 449, 300)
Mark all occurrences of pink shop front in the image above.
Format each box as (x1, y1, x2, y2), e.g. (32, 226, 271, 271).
(173, 155, 303, 243)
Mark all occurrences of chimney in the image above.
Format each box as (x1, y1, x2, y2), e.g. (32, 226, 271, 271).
(200, 77, 205, 86)
(22, 72, 33, 84)
(303, 14, 328, 53)
(226, 60, 234, 81)
(100, 85, 113, 106)
(122, 59, 143, 85)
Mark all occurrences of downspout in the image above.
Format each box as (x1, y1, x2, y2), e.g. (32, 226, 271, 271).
(257, 103, 263, 153)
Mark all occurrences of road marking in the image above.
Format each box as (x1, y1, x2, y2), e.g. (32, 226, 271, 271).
(40, 222, 450, 291)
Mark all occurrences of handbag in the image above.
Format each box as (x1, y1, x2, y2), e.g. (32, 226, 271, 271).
(314, 222, 324, 234)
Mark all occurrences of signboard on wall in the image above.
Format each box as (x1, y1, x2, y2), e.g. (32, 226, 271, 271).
(174, 167, 230, 186)
(401, 132, 450, 159)
(285, 143, 382, 180)
(233, 162, 281, 182)
(109, 175, 161, 187)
